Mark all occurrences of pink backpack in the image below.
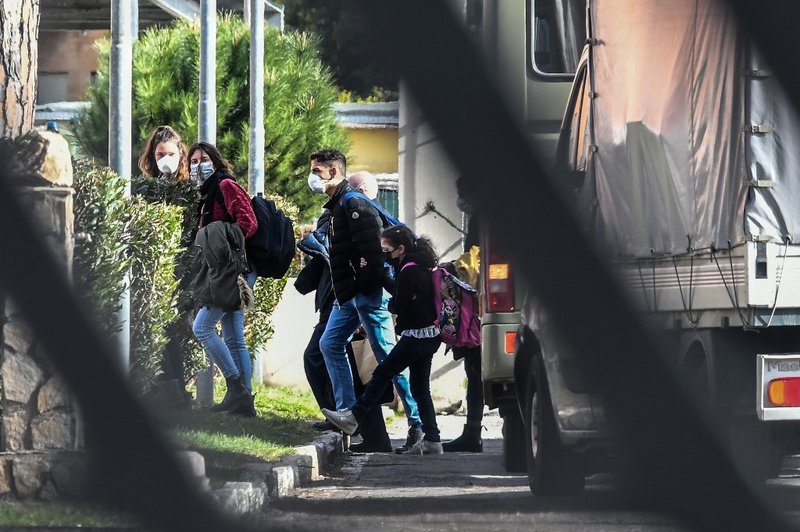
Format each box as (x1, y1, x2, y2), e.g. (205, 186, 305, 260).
(401, 262, 481, 348)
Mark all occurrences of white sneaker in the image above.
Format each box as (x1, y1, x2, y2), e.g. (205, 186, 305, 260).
(400, 438, 444, 455)
(321, 408, 358, 435)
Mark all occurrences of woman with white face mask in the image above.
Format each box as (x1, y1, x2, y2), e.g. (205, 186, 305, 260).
(136, 125, 193, 409)
(137, 125, 189, 181)
(187, 142, 259, 416)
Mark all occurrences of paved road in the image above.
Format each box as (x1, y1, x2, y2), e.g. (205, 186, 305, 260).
(259, 411, 703, 531)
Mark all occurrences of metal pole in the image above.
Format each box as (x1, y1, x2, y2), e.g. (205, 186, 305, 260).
(196, 0, 218, 405)
(110, 0, 133, 372)
(249, 0, 265, 196)
(131, 0, 138, 40)
(198, 0, 217, 144)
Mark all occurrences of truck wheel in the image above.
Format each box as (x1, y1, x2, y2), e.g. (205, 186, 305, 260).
(525, 353, 585, 495)
(501, 408, 527, 472)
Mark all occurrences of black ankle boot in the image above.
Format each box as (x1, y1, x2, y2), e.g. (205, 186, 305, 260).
(442, 421, 483, 452)
(226, 378, 256, 417)
(210, 387, 234, 412)
(211, 375, 248, 413)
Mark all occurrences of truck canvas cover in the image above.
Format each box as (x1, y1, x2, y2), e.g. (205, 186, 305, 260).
(588, 0, 800, 257)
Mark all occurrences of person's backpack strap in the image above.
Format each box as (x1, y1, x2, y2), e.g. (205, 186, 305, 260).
(341, 191, 403, 227)
(400, 261, 418, 271)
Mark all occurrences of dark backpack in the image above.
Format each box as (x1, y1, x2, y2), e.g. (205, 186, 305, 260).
(248, 195, 295, 279)
(216, 180, 295, 279)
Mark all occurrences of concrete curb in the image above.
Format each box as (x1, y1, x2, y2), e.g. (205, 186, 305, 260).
(210, 430, 343, 515)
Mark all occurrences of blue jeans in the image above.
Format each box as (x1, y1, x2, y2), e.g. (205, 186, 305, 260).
(193, 268, 257, 392)
(319, 288, 422, 427)
(320, 288, 422, 428)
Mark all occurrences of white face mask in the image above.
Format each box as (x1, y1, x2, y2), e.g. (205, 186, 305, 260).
(191, 161, 215, 182)
(308, 172, 326, 194)
(156, 154, 180, 175)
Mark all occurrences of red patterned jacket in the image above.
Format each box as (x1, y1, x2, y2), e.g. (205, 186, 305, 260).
(200, 175, 257, 239)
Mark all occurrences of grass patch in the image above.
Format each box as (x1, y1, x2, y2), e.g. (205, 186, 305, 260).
(0, 385, 323, 527)
(162, 383, 322, 485)
(0, 501, 137, 528)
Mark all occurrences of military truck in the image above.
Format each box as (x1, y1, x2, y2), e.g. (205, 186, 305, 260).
(513, 0, 800, 494)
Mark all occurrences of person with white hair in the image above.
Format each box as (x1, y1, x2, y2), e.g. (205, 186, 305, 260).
(347, 171, 379, 201)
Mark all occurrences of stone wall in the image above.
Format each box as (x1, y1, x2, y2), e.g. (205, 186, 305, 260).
(0, 186, 82, 498)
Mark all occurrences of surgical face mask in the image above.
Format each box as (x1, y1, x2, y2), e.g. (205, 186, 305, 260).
(191, 162, 215, 182)
(308, 172, 326, 194)
(156, 154, 180, 175)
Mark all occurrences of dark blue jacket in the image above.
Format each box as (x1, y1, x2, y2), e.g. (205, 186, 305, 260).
(295, 211, 335, 318)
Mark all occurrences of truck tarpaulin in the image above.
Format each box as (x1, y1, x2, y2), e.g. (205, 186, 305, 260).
(587, 0, 800, 257)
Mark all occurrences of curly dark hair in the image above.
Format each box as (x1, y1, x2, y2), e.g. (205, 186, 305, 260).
(187, 141, 234, 177)
(309, 149, 347, 174)
(381, 225, 437, 269)
(138, 125, 189, 181)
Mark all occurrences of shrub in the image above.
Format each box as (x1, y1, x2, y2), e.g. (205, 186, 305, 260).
(72, 14, 349, 219)
(126, 197, 184, 388)
(72, 160, 130, 340)
(74, 162, 184, 388)
(131, 176, 205, 381)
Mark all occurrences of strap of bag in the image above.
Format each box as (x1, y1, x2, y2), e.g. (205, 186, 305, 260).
(400, 261, 418, 271)
(342, 191, 403, 227)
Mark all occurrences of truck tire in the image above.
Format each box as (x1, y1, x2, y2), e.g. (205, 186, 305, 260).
(501, 408, 527, 472)
(681, 330, 785, 481)
(524, 352, 585, 495)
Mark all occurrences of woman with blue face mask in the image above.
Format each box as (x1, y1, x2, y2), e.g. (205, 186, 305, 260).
(187, 142, 259, 416)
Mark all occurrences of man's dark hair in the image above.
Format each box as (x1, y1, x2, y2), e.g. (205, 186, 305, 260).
(310, 149, 347, 173)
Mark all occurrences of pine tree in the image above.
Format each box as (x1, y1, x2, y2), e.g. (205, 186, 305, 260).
(72, 15, 348, 217)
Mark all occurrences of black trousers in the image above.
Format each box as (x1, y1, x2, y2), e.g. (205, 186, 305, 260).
(303, 316, 390, 448)
(303, 319, 336, 411)
(353, 336, 442, 442)
(454, 346, 484, 422)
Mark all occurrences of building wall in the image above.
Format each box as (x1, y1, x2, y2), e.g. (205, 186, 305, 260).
(346, 128, 399, 173)
(38, 30, 106, 103)
(398, 89, 465, 262)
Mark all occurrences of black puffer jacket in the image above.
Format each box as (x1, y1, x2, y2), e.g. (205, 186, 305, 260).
(324, 181, 384, 303)
(388, 253, 438, 334)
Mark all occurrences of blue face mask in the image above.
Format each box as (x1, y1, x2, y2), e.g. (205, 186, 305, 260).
(191, 162, 215, 182)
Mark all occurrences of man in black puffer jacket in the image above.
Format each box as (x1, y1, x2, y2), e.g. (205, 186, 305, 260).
(306, 150, 422, 450)
(295, 209, 393, 451)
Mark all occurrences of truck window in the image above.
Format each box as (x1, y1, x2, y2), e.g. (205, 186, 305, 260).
(530, 0, 586, 75)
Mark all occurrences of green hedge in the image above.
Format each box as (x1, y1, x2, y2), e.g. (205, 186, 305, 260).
(72, 161, 130, 340)
(74, 163, 294, 390)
